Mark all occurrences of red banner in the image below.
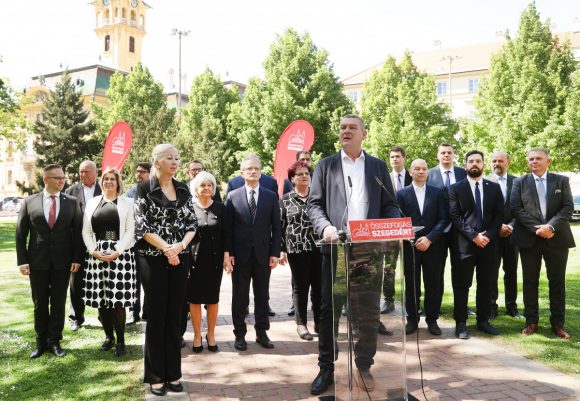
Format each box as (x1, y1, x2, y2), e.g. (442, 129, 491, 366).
(349, 217, 414, 242)
(102, 121, 133, 172)
(273, 120, 315, 197)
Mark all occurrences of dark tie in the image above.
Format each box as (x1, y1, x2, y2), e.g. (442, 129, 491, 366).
(249, 189, 257, 220)
(48, 195, 56, 229)
(396, 174, 402, 191)
(536, 177, 547, 219)
(475, 182, 483, 232)
(445, 171, 451, 190)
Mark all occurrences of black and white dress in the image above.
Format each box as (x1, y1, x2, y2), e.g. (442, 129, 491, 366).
(83, 198, 136, 308)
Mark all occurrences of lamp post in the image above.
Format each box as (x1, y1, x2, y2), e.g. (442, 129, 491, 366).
(171, 28, 190, 120)
(440, 55, 462, 108)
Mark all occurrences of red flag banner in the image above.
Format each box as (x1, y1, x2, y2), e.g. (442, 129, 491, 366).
(349, 218, 415, 242)
(273, 120, 315, 197)
(102, 121, 133, 172)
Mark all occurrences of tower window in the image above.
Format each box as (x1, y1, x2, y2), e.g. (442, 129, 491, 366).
(140, 15, 145, 27)
(122, 8, 126, 18)
(129, 36, 135, 53)
(105, 35, 110, 52)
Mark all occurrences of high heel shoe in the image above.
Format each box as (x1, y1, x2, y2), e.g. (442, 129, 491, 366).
(192, 339, 203, 353)
(206, 334, 219, 352)
(150, 383, 166, 396)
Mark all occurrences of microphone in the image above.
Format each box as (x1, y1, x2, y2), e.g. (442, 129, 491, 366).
(374, 176, 406, 218)
(338, 175, 354, 241)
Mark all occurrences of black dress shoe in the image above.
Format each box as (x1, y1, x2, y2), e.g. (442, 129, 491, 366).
(114, 343, 127, 356)
(427, 321, 442, 336)
(380, 300, 395, 314)
(378, 321, 393, 336)
(455, 322, 469, 339)
(489, 309, 498, 319)
(310, 368, 334, 395)
(268, 307, 276, 317)
(256, 332, 274, 348)
(51, 343, 66, 357)
(467, 308, 476, 316)
(288, 304, 295, 316)
(506, 309, 524, 319)
(100, 338, 115, 351)
(477, 321, 500, 336)
(234, 336, 247, 351)
(166, 381, 183, 392)
(405, 321, 418, 335)
(206, 335, 218, 352)
(30, 346, 46, 359)
(150, 384, 167, 396)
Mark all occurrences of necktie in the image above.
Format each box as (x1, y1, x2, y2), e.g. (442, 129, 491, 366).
(444, 171, 451, 190)
(396, 174, 402, 191)
(249, 189, 257, 220)
(536, 177, 547, 220)
(48, 195, 56, 229)
(475, 182, 483, 232)
(499, 176, 507, 202)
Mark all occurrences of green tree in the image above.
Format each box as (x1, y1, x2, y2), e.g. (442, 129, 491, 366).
(0, 77, 30, 147)
(92, 63, 177, 183)
(361, 51, 458, 166)
(229, 28, 353, 173)
(33, 71, 98, 181)
(466, 3, 578, 173)
(175, 69, 241, 183)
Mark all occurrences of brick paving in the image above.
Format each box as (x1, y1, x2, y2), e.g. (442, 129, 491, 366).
(144, 266, 580, 401)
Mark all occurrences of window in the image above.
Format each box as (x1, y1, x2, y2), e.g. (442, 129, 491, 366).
(140, 15, 145, 27)
(122, 8, 126, 18)
(129, 36, 135, 53)
(130, 10, 136, 21)
(436, 82, 448, 95)
(349, 91, 359, 103)
(105, 35, 110, 52)
(7, 170, 12, 185)
(7, 141, 14, 158)
(468, 79, 480, 93)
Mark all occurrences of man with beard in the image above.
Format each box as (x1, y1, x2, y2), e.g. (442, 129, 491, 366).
(448, 150, 504, 339)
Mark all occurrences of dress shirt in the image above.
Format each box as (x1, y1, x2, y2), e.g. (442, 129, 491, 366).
(245, 184, 260, 206)
(439, 165, 457, 186)
(340, 149, 368, 221)
(392, 168, 407, 191)
(83, 183, 97, 202)
(531, 171, 548, 193)
(466, 176, 484, 218)
(43, 190, 61, 222)
(494, 173, 508, 201)
(412, 183, 426, 215)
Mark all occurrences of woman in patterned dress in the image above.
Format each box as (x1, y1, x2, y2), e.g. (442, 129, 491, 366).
(82, 169, 135, 356)
(134, 144, 197, 397)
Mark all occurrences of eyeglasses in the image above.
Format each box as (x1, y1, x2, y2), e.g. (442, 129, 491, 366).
(188, 168, 202, 173)
(47, 176, 66, 181)
(136, 169, 149, 174)
(244, 167, 260, 172)
(295, 172, 310, 177)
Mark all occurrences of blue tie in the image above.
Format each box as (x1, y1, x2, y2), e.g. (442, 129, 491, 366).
(475, 181, 483, 232)
(445, 171, 451, 190)
(249, 189, 257, 220)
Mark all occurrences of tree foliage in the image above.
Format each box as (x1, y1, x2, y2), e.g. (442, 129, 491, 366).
(229, 28, 353, 173)
(92, 63, 177, 183)
(466, 3, 578, 173)
(33, 71, 98, 181)
(175, 69, 241, 183)
(361, 51, 458, 167)
(0, 77, 30, 147)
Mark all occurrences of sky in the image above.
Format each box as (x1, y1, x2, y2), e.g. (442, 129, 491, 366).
(1, 0, 579, 91)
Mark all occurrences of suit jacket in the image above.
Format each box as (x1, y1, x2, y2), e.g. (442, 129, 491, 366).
(510, 173, 575, 249)
(226, 174, 278, 197)
(224, 186, 282, 266)
(308, 151, 400, 240)
(396, 184, 448, 247)
(82, 195, 135, 253)
(16, 192, 83, 270)
(448, 178, 504, 253)
(427, 166, 467, 190)
(485, 173, 516, 226)
(65, 181, 102, 213)
(390, 169, 412, 190)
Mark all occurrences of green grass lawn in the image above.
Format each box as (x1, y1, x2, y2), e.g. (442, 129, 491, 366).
(437, 222, 580, 377)
(0, 221, 144, 401)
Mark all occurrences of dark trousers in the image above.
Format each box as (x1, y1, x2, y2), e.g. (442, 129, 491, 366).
(490, 237, 519, 312)
(287, 250, 322, 326)
(29, 268, 70, 346)
(129, 249, 142, 319)
(231, 252, 271, 337)
(319, 248, 339, 371)
(68, 261, 86, 324)
(451, 246, 495, 323)
(99, 307, 126, 343)
(519, 241, 568, 327)
(403, 243, 443, 324)
(439, 231, 459, 307)
(140, 254, 188, 384)
(381, 245, 399, 302)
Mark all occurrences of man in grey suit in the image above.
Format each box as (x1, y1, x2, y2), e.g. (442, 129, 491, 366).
(307, 114, 400, 395)
(64, 160, 101, 331)
(486, 151, 522, 319)
(16, 164, 83, 358)
(511, 148, 575, 339)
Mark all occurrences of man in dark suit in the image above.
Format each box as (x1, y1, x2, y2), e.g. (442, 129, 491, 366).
(307, 114, 400, 395)
(397, 159, 448, 336)
(16, 164, 83, 358)
(224, 155, 281, 351)
(486, 151, 522, 319)
(381, 146, 413, 314)
(427, 143, 468, 312)
(510, 148, 575, 339)
(448, 150, 504, 339)
(64, 160, 101, 331)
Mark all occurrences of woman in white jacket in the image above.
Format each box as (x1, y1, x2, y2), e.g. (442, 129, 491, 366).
(82, 168, 136, 356)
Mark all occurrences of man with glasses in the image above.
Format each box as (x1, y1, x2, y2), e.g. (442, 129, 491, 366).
(125, 162, 151, 199)
(16, 164, 83, 358)
(187, 160, 221, 202)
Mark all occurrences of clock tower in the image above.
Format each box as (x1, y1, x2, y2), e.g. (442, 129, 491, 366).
(93, 0, 149, 71)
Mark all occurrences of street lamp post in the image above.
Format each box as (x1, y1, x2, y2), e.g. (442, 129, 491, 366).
(441, 55, 462, 108)
(171, 28, 190, 120)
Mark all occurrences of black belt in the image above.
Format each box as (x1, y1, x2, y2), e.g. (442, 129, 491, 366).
(95, 231, 119, 241)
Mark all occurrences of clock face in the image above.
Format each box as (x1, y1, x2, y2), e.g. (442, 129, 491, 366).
(102, 0, 110, 5)
(131, 0, 138, 7)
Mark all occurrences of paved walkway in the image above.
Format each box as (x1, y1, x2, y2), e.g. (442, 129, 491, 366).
(144, 266, 580, 401)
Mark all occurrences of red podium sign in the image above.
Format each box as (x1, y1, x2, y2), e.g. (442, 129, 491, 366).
(349, 217, 414, 242)
(102, 121, 133, 172)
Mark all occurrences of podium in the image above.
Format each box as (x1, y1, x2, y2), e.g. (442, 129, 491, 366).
(329, 218, 417, 401)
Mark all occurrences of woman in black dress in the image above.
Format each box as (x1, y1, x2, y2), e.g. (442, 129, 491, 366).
(188, 171, 227, 353)
(134, 144, 197, 397)
(82, 169, 136, 356)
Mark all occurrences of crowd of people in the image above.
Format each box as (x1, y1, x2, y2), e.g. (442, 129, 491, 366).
(15, 114, 575, 396)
